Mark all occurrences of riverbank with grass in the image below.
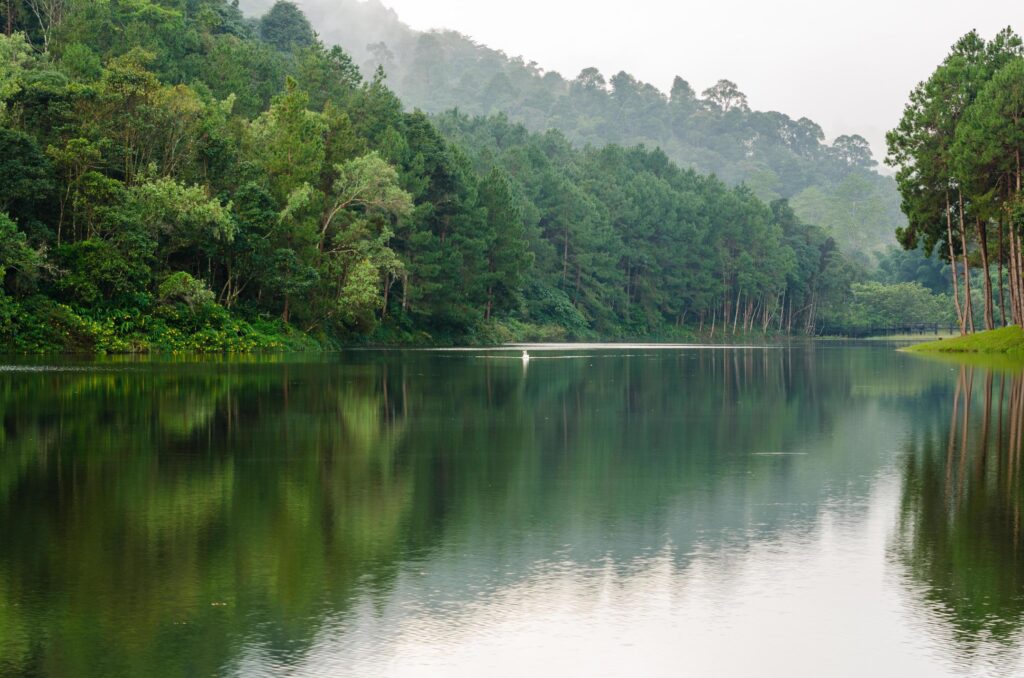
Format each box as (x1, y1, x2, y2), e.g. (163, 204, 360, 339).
(903, 326, 1024, 355)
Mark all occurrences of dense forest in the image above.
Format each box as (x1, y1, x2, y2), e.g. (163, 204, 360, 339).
(0, 0, 949, 351)
(236, 0, 906, 257)
(888, 28, 1024, 335)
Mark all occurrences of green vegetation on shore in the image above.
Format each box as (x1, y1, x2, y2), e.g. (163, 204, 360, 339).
(905, 326, 1024, 354)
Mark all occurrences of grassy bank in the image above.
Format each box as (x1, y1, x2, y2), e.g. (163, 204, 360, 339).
(903, 326, 1024, 354)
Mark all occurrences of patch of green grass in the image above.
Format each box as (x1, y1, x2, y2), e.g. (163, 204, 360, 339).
(903, 326, 1024, 354)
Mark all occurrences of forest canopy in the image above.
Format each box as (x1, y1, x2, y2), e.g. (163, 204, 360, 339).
(0, 0, 945, 351)
(248, 0, 907, 257)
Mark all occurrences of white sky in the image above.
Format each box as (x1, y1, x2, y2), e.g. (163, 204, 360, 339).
(374, 0, 1021, 165)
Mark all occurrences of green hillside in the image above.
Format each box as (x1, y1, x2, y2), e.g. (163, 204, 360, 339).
(241, 0, 906, 256)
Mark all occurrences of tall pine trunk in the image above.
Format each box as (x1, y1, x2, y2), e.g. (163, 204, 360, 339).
(977, 217, 994, 330)
(1007, 227, 1015, 325)
(999, 217, 1007, 326)
(958, 193, 974, 333)
(946, 193, 966, 334)
(1016, 229, 1024, 326)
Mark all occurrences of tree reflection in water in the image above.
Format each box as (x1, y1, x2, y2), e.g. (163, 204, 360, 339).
(894, 364, 1024, 663)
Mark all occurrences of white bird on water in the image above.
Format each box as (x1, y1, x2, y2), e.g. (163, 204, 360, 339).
(522, 350, 530, 362)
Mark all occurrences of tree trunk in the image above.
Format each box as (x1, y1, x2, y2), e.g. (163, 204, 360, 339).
(1016, 230, 1024, 326)
(977, 217, 994, 331)
(1010, 227, 1020, 326)
(561, 226, 569, 287)
(945, 193, 966, 334)
(732, 289, 741, 335)
(999, 217, 1007, 327)
(958, 193, 974, 333)
(1011, 230, 1018, 326)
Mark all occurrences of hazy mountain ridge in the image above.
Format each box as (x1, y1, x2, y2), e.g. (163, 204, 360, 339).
(238, 0, 904, 257)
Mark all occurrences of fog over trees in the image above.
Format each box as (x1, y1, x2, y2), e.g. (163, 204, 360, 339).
(236, 0, 906, 257)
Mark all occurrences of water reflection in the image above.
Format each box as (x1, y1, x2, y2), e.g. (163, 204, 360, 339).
(893, 364, 1024, 672)
(0, 348, 1021, 676)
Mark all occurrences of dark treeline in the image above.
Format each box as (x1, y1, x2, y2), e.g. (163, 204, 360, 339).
(889, 28, 1024, 335)
(0, 0, 947, 350)
(253, 0, 905, 256)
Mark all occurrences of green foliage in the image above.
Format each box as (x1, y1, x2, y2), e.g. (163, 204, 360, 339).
(843, 282, 952, 327)
(301, 2, 904, 253)
(887, 28, 1024, 334)
(0, 0, 869, 352)
(158, 271, 215, 311)
(874, 245, 950, 295)
(258, 1, 315, 53)
(0, 213, 40, 286)
(790, 171, 904, 261)
(59, 42, 102, 80)
(0, 32, 35, 120)
(0, 128, 54, 217)
(247, 77, 326, 200)
(132, 176, 234, 252)
(54, 238, 150, 308)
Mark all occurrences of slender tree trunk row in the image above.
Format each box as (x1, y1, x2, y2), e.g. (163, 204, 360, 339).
(693, 290, 808, 337)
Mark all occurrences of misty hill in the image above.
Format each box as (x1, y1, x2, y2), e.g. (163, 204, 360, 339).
(238, 0, 904, 258)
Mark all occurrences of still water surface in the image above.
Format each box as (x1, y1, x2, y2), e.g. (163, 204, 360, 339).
(1, 344, 1023, 676)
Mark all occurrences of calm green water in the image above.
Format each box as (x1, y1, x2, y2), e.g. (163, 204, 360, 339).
(1, 345, 1023, 677)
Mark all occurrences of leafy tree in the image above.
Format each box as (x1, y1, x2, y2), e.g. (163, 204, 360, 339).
(0, 212, 40, 294)
(247, 76, 326, 201)
(258, 1, 314, 53)
(888, 28, 1024, 334)
(831, 134, 876, 168)
(131, 176, 234, 262)
(55, 238, 150, 308)
(701, 79, 749, 113)
(158, 271, 215, 312)
(22, 0, 67, 50)
(477, 166, 532, 319)
(842, 281, 951, 328)
(0, 128, 53, 219)
(0, 32, 34, 120)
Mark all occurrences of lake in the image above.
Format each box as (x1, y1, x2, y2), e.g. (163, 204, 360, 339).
(1, 344, 1023, 677)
